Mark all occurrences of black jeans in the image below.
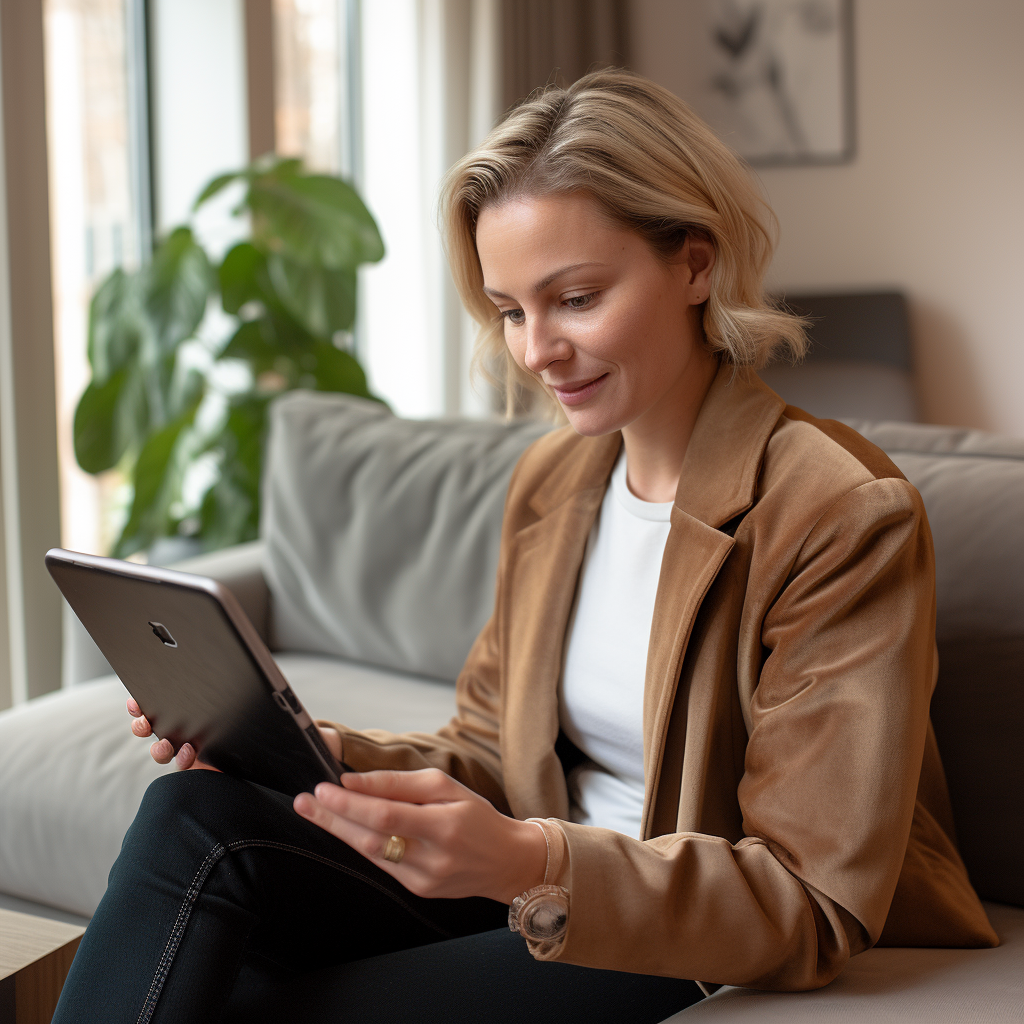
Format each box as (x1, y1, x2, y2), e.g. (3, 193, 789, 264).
(52, 770, 702, 1023)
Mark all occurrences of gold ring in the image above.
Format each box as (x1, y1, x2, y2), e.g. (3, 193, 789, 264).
(382, 835, 406, 864)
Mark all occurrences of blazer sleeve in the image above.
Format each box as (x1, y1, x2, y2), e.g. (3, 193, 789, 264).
(534, 477, 938, 990)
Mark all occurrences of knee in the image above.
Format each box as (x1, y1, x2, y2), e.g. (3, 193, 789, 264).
(137, 767, 232, 821)
(125, 770, 243, 854)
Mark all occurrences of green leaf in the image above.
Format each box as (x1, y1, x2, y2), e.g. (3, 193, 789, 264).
(167, 363, 206, 420)
(196, 394, 270, 550)
(113, 406, 198, 558)
(113, 364, 153, 459)
(309, 342, 372, 396)
(143, 227, 213, 352)
(193, 157, 304, 212)
(192, 170, 242, 209)
(219, 319, 281, 375)
(73, 361, 156, 474)
(87, 269, 146, 384)
(248, 174, 385, 269)
(265, 253, 356, 339)
(219, 242, 267, 315)
(249, 154, 304, 182)
(73, 368, 130, 473)
(199, 473, 257, 551)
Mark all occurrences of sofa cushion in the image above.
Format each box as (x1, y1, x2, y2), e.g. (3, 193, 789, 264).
(849, 421, 1024, 908)
(0, 654, 458, 917)
(262, 391, 551, 681)
(666, 901, 1023, 1022)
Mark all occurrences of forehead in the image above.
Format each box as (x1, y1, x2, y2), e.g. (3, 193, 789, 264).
(475, 193, 637, 282)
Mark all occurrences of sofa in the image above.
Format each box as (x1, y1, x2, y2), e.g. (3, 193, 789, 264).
(1, 389, 1021, 1021)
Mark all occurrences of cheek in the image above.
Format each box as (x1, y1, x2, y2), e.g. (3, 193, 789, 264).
(572, 301, 650, 362)
(502, 325, 527, 369)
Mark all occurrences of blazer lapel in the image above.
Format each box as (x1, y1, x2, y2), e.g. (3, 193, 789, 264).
(500, 432, 620, 820)
(640, 366, 786, 837)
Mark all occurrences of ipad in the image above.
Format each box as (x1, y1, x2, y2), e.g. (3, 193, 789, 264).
(46, 548, 351, 797)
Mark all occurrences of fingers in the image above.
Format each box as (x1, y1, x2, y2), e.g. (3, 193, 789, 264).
(292, 775, 528, 902)
(128, 698, 153, 738)
(293, 791, 427, 888)
(294, 791, 368, 844)
(131, 698, 198, 770)
(340, 767, 464, 805)
(150, 738, 175, 764)
(312, 781, 432, 838)
(131, 715, 153, 738)
(175, 742, 197, 770)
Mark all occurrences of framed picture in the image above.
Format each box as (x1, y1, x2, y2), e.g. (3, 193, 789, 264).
(679, 0, 855, 166)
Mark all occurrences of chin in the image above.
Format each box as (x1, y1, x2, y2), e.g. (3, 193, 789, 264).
(561, 406, 626, 439)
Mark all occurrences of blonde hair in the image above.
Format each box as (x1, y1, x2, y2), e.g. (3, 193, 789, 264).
(439, 68, 808, 416)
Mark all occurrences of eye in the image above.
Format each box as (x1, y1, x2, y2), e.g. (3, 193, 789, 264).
(564, 292, 596, 310)
(500, 308, 526, 326)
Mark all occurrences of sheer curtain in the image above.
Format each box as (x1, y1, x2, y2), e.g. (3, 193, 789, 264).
(360, 0, 499, 419)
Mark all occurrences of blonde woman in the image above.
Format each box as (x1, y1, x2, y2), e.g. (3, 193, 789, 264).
(55, 70, 995, 1023)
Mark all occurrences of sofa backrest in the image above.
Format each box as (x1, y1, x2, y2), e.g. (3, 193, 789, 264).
(262, 391, 550, 682)
(848, 420, 1024, 909)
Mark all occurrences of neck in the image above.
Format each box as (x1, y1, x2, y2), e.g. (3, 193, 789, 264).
(621, 352, 719, 503)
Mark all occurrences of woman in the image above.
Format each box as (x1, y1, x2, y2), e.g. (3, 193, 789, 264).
(54, 70, 996, 1023)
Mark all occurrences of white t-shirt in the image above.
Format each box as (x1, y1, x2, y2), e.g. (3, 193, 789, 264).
(558, 452, 674, 839)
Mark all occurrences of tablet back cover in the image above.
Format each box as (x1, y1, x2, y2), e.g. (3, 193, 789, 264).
(48, 555, 335, 797)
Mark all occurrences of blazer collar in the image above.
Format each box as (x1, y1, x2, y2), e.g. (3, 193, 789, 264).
(526, 363, 785, 526)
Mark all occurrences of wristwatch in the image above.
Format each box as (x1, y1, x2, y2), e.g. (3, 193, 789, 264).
(508, 885, 570, 948)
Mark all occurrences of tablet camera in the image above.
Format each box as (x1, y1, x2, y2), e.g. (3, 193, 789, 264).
(148, 622, 178, 648)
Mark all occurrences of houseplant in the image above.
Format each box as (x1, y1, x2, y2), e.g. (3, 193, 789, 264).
(73, 156, 384, 558)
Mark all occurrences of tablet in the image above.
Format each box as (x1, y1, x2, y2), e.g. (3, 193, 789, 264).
(46, 548, 351, 797)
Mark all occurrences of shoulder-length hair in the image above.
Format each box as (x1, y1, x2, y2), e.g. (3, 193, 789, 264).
(440, 68, 808, 417)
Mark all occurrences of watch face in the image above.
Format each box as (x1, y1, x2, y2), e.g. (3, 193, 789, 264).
(521, 890, 569, 941)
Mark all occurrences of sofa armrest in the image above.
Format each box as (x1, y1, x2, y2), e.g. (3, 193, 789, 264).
(62, 540, 271, 687)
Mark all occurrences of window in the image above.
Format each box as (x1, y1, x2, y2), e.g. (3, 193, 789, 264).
(44, 0, 498, 563)
(44, 0, 141, 555)
(274, 0, 347, 175)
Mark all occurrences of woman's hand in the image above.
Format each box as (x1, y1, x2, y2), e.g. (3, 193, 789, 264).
(293, 768, 548, 904)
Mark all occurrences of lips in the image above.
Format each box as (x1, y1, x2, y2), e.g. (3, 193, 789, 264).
(549, 373, 608, 406)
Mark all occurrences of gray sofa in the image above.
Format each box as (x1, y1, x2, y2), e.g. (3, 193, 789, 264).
(1, 390, 1021, 1021)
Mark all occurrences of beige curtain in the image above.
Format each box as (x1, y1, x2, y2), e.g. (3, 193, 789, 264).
(0, 0, 63, 707)
(501, 0, 628, 111)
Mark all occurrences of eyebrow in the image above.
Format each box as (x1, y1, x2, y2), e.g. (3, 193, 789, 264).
(482, 262, 606, 301)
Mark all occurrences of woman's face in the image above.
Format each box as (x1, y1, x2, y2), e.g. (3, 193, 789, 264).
(475, 192, 715, 439)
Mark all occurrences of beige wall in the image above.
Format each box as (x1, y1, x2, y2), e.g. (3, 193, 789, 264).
(629, 0, 1024, 436)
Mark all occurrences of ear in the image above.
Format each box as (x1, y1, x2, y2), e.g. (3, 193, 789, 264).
(679, 234, 716, 304)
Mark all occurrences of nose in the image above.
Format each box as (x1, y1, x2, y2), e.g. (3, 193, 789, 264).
(523, 317, 572, 375)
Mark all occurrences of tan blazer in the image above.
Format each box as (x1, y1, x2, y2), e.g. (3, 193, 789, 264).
(329, 364, 997, 990)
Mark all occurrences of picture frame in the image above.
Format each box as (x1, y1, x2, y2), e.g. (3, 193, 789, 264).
(681, 0, 856, 167)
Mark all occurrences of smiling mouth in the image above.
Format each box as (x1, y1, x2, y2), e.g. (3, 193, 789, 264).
(549, 373, 608, 406)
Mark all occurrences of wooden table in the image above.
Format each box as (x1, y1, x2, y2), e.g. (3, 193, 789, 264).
(0, 909, 85, 1024)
